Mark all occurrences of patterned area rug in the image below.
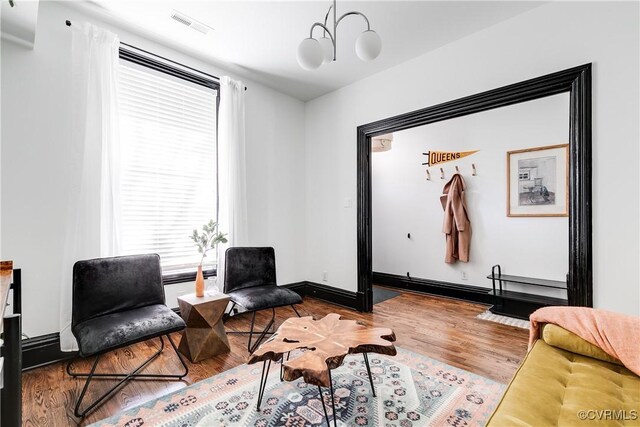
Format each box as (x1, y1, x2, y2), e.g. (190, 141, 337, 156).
(93, 347, 505, 427)
(476, 310, 530, 329)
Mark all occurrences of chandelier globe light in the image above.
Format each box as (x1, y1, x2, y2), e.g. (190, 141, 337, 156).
(318, 36, 335, 64)
(356, 30, 382, 61)
(297, 0, 381, 70)
(297, 38, 324, 70)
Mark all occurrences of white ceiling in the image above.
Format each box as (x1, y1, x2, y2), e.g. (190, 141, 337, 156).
(76, 1, 544, 101)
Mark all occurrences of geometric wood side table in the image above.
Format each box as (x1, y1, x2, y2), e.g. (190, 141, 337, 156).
(177, 292, 231, 362)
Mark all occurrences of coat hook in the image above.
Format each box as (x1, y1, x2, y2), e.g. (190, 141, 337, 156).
(426, 169, 431, 180)
(472, 163, 477, 176)
(455, 166, 460, 173)
(440, 168, 445, 179)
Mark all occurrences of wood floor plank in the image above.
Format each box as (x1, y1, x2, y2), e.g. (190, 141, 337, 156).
(21, 290, 528, 426)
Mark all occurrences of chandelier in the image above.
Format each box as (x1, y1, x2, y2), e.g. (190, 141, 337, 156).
(297, 0, 381, 70)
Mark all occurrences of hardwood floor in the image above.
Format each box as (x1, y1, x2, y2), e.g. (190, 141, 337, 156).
(21, 289, 529, 426)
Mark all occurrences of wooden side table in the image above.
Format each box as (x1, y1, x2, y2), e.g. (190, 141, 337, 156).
(177, 292, 231, 362)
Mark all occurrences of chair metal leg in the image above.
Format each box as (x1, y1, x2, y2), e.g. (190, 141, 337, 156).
(363, 352, 376, 397)
(256, 359, 272, 411)
(226, 305, 299, 353)
(166, 333, 190, 379)
(73, 354, 102, 418)
(67, 336, 188, 379)
(247, 308, 276, 353)
(291, 305, 302, 317)
(68, 335, 188, 418)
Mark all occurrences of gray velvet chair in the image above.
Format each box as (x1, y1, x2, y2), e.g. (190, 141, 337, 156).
(66, 254, 188, 418)
(224, 247, 302, 353)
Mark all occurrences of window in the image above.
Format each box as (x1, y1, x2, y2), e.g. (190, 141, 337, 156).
(118, 55, 219, 275)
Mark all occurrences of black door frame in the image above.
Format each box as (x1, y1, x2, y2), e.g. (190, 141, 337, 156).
(356, 64, 592, 312)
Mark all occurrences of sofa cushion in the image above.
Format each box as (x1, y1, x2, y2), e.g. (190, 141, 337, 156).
(543, 323, 623, 366)
(73, 304, 185, 357)
(487, 339, 640, 426)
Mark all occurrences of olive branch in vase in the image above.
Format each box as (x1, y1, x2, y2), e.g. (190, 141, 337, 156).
(190, 219, 228, 266)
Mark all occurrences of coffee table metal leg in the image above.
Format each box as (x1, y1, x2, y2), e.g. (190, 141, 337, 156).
(279, 351, 290, 381)
(362, 352, 376, 397)
(256, 359, 272, 411)
(317, 368, 338, 427)
(318, 386, 331, 426)
(328, 368, 337, 427)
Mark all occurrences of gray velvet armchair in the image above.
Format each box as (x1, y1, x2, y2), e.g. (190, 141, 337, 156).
(224, 247, 303, 353)
(67, 254, 188, 418)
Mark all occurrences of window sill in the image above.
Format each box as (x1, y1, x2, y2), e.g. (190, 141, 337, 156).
(163, 268, 216, 286)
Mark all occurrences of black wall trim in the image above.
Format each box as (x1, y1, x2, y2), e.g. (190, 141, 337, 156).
(357, 64, 593, 312)
(22, 333, 76, 371)
(281, 281, 308, 294)
(283, 281, 359, 310)
(304, 282, 359, 310)
(373, 272, 493, 304)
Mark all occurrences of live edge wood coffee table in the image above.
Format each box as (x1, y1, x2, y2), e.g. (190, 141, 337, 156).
(248, 313, 396, 426)
(177, 292, 231, 362)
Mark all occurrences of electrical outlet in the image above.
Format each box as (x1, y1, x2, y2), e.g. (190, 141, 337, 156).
(461, 271, 468, 280)
(322, 271, 328, 282)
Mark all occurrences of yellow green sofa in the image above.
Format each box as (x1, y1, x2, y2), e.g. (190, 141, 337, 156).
(487, 324, 640, 426)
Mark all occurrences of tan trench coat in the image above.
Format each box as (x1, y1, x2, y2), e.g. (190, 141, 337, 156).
(440, 173, 471, 263)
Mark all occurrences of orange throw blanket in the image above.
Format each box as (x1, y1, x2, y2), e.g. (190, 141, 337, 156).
(529, 306, 640, 376)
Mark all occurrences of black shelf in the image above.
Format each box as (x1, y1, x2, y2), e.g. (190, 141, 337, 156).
(488, 264, 568, 319)
(488, 289, 568, 306)
(485, 274, 566, 290)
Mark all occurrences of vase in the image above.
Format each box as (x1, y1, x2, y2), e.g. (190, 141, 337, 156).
(206, 276, 220, 296)
(195, 265, 205, 297)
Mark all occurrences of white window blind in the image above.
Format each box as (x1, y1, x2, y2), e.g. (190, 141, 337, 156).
(118, 60, 218, 274)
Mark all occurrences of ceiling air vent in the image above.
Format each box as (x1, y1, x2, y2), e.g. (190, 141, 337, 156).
(170, 10, 213, 35)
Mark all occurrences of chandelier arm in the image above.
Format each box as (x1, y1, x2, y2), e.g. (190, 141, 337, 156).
(336, 11, 371, 31)
(323, 4, 333, 37)
(309, 22, 335, 46)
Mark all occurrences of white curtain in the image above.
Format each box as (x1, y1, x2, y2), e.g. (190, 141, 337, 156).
(59, 23, 122, 351)
(216, 76, 249, 287)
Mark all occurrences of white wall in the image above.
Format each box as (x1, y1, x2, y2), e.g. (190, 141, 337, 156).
(372, 94, 569, 297)
(304, 1, 640, 315)
(1, 1, 306, 337)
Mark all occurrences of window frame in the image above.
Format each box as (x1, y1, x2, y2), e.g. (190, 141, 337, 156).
(119, 46, 220, 285)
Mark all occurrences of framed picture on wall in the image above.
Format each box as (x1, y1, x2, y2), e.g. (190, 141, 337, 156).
(507, 144, 569, 217)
